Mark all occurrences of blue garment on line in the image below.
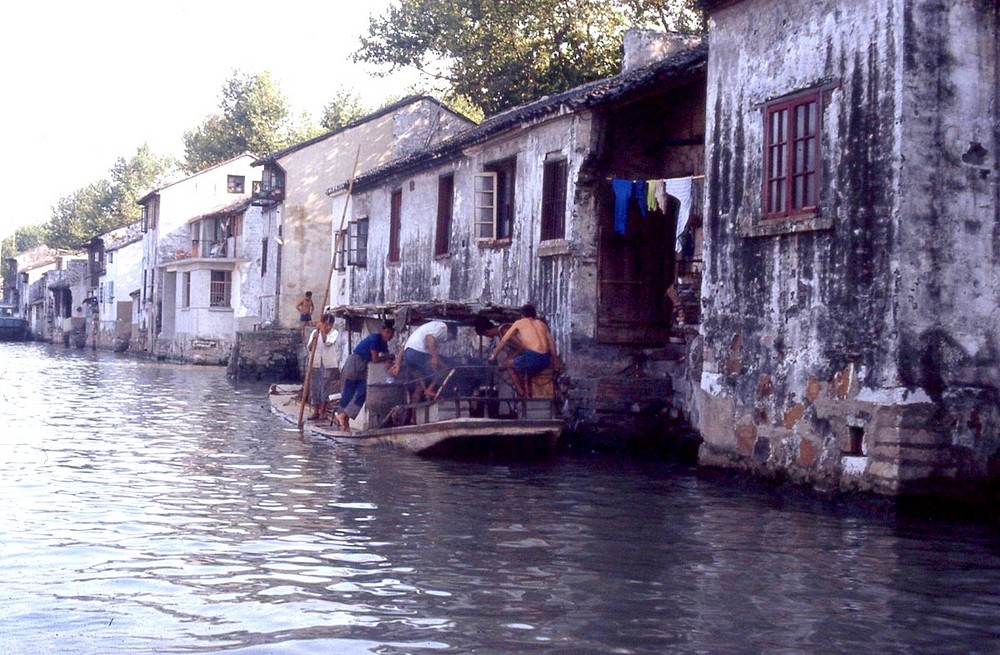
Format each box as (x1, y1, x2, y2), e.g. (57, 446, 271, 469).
(611, 178, 633, 235)
(633, 180, 649, 218)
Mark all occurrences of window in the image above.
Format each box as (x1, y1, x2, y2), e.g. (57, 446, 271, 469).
(227, 175, 245, 193)
(108, 251, 114, 264)
(389, 189, 402, 263)
(182, 272, 191, 307)
(334, 229, 347, 271)
(261, 238, 268, 276)
(540, 158, 567, 240)
(764, 90, 820, 218)
(475, 157, 516, 241)
(209, 270, 231, 307)
(107, 281, 114, 304)
(435, 174, 454, 256)
(348, 218, 368, 267)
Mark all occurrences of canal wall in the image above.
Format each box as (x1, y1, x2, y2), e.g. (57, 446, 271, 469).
(227, 328, 302, 382)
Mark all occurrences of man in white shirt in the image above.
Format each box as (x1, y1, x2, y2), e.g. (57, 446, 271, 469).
(390, 320, 448, 401)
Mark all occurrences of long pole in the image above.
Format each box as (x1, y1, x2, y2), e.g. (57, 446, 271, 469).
(298, 145, 362, 431)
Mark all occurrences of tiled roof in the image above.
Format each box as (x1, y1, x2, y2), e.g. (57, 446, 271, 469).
(334, 43, 708, 194)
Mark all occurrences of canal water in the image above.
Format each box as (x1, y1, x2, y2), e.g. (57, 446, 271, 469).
(2, 343, 999, 654)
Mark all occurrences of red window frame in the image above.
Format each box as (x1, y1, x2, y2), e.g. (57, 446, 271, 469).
(764, 90, 821, 218)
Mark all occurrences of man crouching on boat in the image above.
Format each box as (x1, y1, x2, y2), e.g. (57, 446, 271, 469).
(389, 320, 450, 403)
(488, 304, 560, 397)
(333, 320, 396, 432)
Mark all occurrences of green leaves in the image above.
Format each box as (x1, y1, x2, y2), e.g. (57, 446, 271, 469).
(355, 0, 704, 116)
(183, 71, 293, 172)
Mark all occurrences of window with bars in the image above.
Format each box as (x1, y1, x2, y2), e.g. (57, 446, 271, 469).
(540, 158, 567, 240)
(209, 270, 231, 307)
(764, 90, 821, 218)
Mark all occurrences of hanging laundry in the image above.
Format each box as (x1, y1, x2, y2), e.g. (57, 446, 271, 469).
(664, 177, 694, 252)
(633, 180, 649, 218)
(611, 178, 633, 234)
(654, 179, 668, 215)
(646, 179, 661, 213)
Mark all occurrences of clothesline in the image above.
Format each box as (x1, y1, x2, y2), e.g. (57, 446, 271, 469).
(610, 176, 695, 250)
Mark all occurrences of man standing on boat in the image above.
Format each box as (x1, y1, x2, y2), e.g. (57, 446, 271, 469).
(306, 314, 339, 421)
(390, 320, 450, 402)
(334, 320, 396, 432)
(488, 304, 560, 397)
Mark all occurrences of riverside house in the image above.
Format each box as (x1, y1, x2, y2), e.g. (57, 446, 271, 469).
(136, 154, 257, 362)
(250, 96, 475, 331)
(697, 0, 1000, 497)
(328, 35, 708, 441)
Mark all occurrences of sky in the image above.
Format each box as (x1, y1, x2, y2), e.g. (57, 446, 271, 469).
(0, 0, 417, 239)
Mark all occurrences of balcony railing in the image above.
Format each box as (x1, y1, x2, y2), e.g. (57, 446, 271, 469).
(251, 180, 285, 206)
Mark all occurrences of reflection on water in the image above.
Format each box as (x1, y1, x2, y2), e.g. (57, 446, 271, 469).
(1, 343, 999, 654)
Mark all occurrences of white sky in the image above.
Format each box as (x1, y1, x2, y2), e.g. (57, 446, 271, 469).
(0, 0, 417, 239)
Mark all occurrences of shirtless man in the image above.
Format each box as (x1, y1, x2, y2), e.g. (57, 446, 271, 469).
(296, 291, 315, 340)
(488, 304, 559, 396)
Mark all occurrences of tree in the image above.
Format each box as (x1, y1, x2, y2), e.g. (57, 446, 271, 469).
(320, 88, 369, 132)
(107, 144, 177, 220)
(45, 181, 116, 250)
(40, 145, 175, 250)
(183, 71, 292, 171)
(355, 0, 704, 116)
(1, 224, 45, 263)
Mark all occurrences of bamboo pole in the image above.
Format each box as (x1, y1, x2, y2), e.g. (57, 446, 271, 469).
(298, 146, 362, 431)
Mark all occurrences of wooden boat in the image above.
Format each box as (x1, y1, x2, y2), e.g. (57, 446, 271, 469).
(0, 304, 28, 342)
(268, 367, 564, 458)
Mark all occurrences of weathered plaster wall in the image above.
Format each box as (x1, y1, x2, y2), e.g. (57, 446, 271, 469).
(345, 112, 587, 359)
(893, 0, 1000, 486)
(276, 99, 475, 329)
(701, 0, 999, 495)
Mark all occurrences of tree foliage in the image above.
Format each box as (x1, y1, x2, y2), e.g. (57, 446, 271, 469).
(320, 88, 370, 132)
(42, 145, 175, 250)
(355, 0, 704, 116)
(183, 71, 293, 171)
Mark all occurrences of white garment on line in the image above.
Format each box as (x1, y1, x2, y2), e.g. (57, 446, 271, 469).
(664, 176, 694, 252)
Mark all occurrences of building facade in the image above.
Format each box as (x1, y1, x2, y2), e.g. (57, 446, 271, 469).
(698, 0, 1000, 495)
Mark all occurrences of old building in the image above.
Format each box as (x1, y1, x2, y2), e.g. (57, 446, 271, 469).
(251, 96, 475, 331)
(330, 37, 707, 442)
(87, 223, 143, 352)
(136, 154, 257, 360)
(698, 0, 1000, 495)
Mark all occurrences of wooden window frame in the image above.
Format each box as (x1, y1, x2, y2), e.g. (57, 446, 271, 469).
(227, 175, 245, 194)
(540, 158, 567, 241)
(435, 174, 454, 256)
(474, 172, 498, 241)
(764, 89, 821, 219)
(348, 218, 368, 268)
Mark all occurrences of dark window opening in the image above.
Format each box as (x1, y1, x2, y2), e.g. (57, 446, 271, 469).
(541, 158, 567, 240)
(435, 174, 454, 256)
(389, 189, 402, 263)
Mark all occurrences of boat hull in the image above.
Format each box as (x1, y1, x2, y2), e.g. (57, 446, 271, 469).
(269, 386, 562, 458)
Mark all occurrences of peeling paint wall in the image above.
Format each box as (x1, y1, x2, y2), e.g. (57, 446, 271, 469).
(701, 0, 1000, 495)
(275, 100, 474, 329)
(339, 75, 708, 440)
